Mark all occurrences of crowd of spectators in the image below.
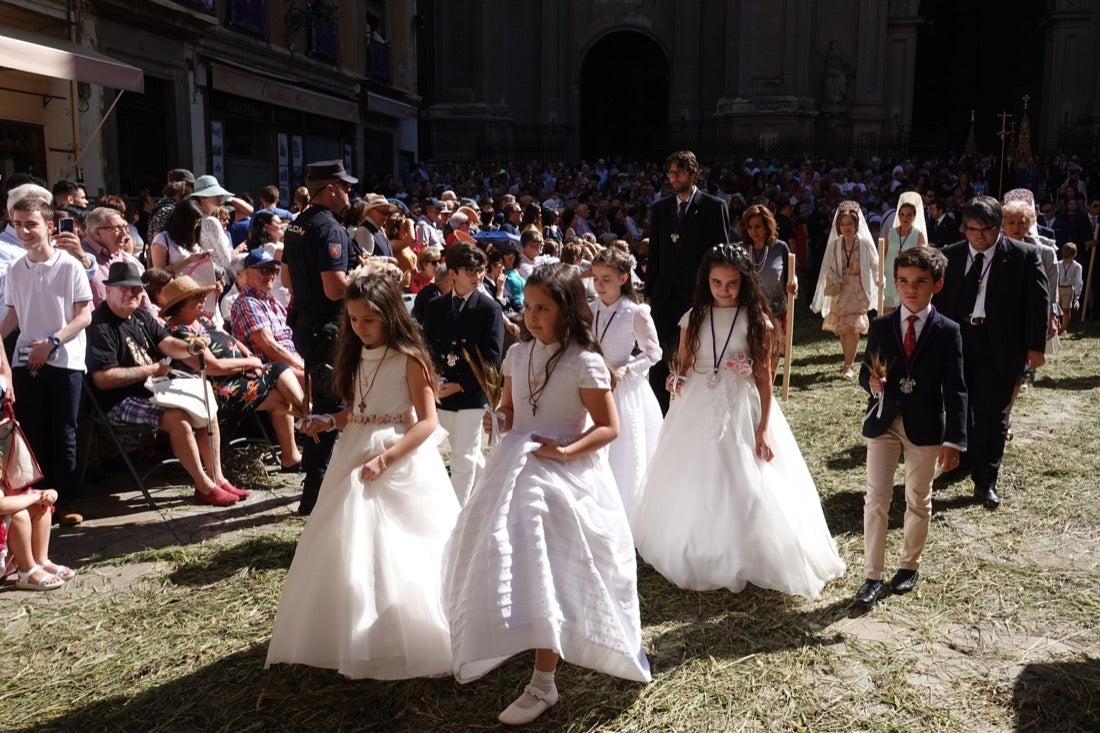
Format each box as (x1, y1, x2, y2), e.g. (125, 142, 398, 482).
(0, 147, 1096, 590)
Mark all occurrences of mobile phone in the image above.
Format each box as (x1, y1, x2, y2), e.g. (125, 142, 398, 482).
(58, 217, 75, 234)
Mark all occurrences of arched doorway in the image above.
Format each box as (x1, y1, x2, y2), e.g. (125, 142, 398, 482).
(912, 0, 1044, 157)
(580, 31, 668, 162)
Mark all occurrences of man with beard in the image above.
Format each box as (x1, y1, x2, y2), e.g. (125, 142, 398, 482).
(281, 160, 356, 515)
(644, 150, 730, 413)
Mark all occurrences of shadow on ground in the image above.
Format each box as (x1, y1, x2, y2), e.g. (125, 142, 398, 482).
(15, 643, 644, 733)
(1012, 658, 1100, 732)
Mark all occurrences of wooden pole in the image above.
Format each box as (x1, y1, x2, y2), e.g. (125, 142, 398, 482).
(877, 237, 886, 313)
(1083, 219, 1100, 321)
(783, 252, 796, 402)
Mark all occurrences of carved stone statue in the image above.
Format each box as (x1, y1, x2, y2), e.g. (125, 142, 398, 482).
(823, 40, 852, 105)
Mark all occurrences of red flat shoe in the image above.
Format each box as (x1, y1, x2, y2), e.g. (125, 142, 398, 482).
(219, 482, 251, 499)
(195, 486, 239, 507)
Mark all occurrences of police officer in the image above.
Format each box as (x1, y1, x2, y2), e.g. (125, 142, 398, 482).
(282, 160, 356, 515)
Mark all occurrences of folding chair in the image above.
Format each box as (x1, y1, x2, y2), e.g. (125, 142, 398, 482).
(78, 378, 179, 510)
(221, 409, 280, 466)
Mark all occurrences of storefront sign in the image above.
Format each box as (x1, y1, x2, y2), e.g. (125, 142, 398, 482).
(211, 64, 357, 123)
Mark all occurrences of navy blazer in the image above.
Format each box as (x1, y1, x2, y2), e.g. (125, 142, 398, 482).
(423, 288, 504, 411)
(933, 235, 1048, 379)
(644, 190, 730, 317)
(859, 308, 967, 448)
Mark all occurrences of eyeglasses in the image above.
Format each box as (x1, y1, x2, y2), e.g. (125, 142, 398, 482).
(964, 225, 998, 235)
(256, 267, 279, 276)
(113, 285, 144, 295)
(95, 224, 127, 234)
(329, 182, 352, 193)
(424, 260, 440, 266)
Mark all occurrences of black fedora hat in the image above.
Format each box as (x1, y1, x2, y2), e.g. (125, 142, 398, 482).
(104, 261, 144, 288)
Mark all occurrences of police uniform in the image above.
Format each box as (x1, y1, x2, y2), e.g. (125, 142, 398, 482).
(282, 199, 351, 512)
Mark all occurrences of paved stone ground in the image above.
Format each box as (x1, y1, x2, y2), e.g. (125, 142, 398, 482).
(2, 451, 305, 595)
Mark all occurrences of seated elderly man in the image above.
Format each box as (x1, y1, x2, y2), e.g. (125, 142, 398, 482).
(86, 261, 246, 507)
(83, 206, 151, 309)
(230, 248, 305, 380)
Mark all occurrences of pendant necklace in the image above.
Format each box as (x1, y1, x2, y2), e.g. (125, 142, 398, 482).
(707, 306, 741, 389)
(357, 346, 389, 412)
(892, 309, 932, 395)
(842, 238, 856, 272)
(527, 340, 560, 416)
(594, 302, 620, 343)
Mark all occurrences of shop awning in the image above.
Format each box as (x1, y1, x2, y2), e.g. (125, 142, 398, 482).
(0, 27, 144, 93)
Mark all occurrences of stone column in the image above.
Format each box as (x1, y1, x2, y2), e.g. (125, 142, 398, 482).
(1039, 1, 1099, 154)
(850, 0, 888, 139)
(884, 5, 922, 136)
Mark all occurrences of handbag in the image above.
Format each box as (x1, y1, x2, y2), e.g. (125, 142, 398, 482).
(0, 402, 45, 493)
(145, 370, 219, 428)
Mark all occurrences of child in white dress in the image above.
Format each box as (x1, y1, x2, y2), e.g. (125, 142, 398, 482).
(633, 244, 846, 600)
(444, 263, 651, 726)
(588, 248, 663, 517)
(266, 271, 459, 679)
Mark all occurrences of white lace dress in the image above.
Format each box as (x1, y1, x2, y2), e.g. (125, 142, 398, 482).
(590, 296, 663, 517)
(443, 340, 651, 684)
(266, 347, 459, 679)
(632, 306, 846, 599)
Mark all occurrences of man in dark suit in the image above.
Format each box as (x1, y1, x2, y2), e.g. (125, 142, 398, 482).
(855, 246, 966, 608)
(926, 197, 959, 248)
(933, 196, 1048, 510)
(423, 242, 504, 504)
(645, 150, 730, 413)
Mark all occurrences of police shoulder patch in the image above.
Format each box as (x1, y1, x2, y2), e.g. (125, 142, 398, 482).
(329, 243, 342, 259)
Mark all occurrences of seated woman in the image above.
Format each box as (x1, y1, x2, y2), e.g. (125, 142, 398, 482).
(160, 276, 304, 472)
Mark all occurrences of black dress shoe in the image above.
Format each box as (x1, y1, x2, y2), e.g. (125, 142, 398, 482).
(889, 569, 919, 594)
(973, 483, 1001, 510)
(853, 579, 886, 607)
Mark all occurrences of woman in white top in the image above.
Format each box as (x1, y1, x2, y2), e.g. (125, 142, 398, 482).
(188, 175, 251, 268)
(149, 197, 236, 275)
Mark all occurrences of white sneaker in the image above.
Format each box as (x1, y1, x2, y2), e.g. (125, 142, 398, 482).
(498, 684, 559, 726)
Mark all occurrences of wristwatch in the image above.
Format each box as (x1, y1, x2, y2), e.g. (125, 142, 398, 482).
(47, 335, 61, 351)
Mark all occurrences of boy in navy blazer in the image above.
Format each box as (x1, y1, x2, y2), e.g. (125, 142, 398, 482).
(423, 242, 504, 504)
(854, 246, 967, 609)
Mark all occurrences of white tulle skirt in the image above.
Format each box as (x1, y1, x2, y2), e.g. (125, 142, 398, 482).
(607, 371, 663, 518)
(632, 370, 846, 599)
(443, 431, 651, 684)
(265, 424, 459, 679)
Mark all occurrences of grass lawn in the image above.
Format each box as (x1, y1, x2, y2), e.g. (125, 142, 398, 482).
(2, 308, 1098, 732)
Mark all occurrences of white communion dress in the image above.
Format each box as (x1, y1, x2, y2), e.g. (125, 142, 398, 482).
(632, 306, 846, 600)
(443, 340, 652, 684)
(266, 347, 460, 679)
(590, 296, 664, 517)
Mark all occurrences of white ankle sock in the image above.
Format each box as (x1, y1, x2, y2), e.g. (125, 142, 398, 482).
(530, 668, 556, 692)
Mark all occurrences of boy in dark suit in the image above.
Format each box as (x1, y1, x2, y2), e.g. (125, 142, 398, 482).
(854, 246, 967, 608)
(423, 242, 504, 504)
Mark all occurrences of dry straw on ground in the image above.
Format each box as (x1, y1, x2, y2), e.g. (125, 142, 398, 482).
(2, 310, 1097, 732)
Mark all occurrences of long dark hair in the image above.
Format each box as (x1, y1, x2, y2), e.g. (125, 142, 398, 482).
(590, 248, 639, 302)
(331, 271, 438, 404)
(246, 210, 280, 249)
(164, 199, 203, 253)
(684, 244, 772, 375)
(521, 263, 604, 390)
